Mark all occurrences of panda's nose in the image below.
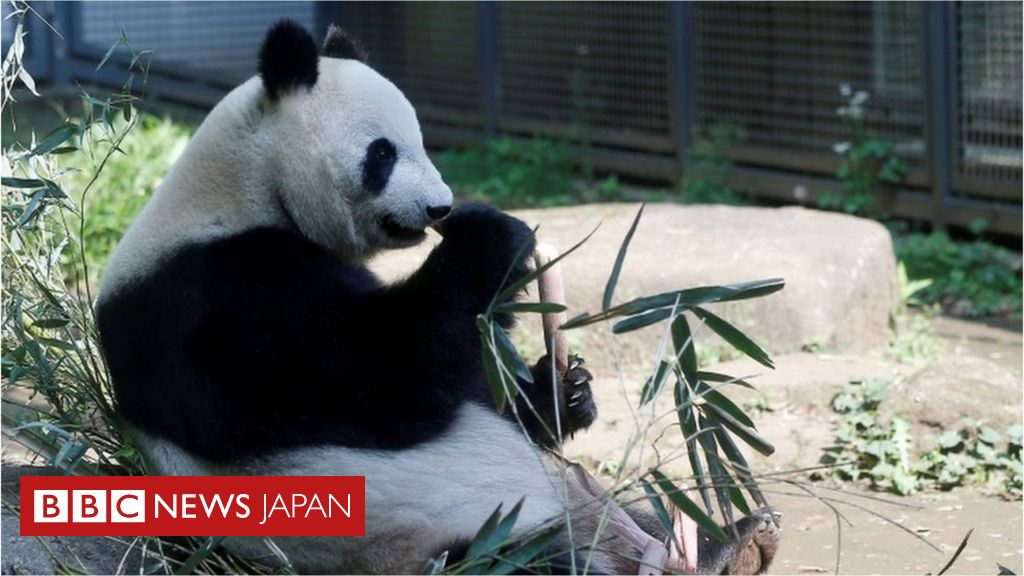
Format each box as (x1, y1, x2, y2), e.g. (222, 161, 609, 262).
(425, 204, 452, 220)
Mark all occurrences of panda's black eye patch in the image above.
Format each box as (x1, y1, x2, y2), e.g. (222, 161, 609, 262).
(362, 138, 397, 194)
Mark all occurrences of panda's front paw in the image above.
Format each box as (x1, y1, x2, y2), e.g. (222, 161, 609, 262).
(562, 355, 597, 436)
(436, 203, 535, 300)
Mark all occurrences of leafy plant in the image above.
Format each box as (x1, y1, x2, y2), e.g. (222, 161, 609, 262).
(824, 379, 920, 494)
(887, 310, 942, 365)
(59, 114, 193, 286)
(916, 420, 1023, 498)
(896, 231, 1023, 317)
(679, 124, 750, 206)
(823, 379, 1022, 498)
(476, 205, 784, 551)
(886, 262, 942, 364)
(1, 11, 279, 573)
(818, 85, 906, 218)
(435, 136, 623, 209)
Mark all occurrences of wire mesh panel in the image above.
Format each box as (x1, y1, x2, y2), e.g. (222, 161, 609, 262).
(339, 2, 482, 128)
(74, 2, 316, 87)
(694, 2, 927, 182)
(954, 1, 1023, 200)
(498, 2, 672, 153)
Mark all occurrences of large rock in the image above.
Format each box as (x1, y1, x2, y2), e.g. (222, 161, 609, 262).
(370, 203, 899, 363)
(881, 356, 1023, 439)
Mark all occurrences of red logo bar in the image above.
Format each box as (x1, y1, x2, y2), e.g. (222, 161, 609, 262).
(20, 476, 365, 536)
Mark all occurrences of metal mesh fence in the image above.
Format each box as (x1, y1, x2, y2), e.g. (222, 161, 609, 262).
(10, 1, 1020, 231)
(694, 2, 927, 182)
(76, 1, 316, 86)
(497, 2, 672, 153)
(954, 1, 1022, 200)
(338, 2, 482, 128)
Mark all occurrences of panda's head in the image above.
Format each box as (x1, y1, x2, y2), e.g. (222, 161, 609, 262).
(257, 21, 452, 257)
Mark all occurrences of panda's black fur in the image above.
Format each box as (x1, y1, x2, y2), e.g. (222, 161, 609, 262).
(98, 208, 592, 462)
(322, 23, 369, 62)
(96, 20, 777, 574)
(258, 19, 320, 99)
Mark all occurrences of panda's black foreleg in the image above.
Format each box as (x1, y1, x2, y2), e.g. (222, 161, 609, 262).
(512, 354, 598, 448)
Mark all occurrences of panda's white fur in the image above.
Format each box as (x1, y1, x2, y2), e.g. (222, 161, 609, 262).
(101, 58, 451, 297)
(136, 405, 568, 573)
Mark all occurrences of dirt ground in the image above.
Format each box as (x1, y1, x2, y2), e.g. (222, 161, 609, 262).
(549, 313, 1023, 575)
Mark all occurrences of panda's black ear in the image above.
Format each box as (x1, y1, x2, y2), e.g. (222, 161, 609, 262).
(259, 20, 319, 100)
(322, 24, 367, 62)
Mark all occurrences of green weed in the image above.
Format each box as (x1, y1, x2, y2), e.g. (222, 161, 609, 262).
(818, 85, 906, 218)
(822, 379, 1022, 498)
(896, 231, 1022, 318)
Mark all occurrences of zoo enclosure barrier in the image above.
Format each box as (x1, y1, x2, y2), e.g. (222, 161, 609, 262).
(6, 1, 1022, 235)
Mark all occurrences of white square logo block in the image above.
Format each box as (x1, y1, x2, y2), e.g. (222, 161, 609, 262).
(71, 490, 107, 523)
(110, 490, 146, 523)
(34, 490, 68, 523)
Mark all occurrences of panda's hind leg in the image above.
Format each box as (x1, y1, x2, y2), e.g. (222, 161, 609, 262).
(618, 499, 781, 575)
(696, 508, 781, 575)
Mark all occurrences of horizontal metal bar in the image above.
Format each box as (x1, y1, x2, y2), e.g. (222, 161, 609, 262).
(730, 165, 1022, 236)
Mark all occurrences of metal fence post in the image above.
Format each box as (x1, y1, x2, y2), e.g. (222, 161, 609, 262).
(478, 2, 499, 138)
(923, 1, 953, 231)
(668, 2, 695, 179)
(315, 2, 342, 39)
(49, 1, 74, 90)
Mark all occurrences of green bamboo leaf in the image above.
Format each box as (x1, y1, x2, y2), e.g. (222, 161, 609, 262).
(477, 315, 508, 412)
(493, 224, 599, 307)
(424, 551, 448, 575)
(649, 469, 728, 542)
(1, 177, 45, 188)
(562, 278, 785, 330)
(603, 203, 645, 311)
(488, 526, 560, 575)
(695, 380, 755, 428)
(695, 415, 737, 533)
(639, 478, 674, 536)
(696, 371, 756, 390)
(691, 307, 774, 369)
(495, 326, 532, 383)
(493, 302, 567, 315)
(130, 49, 154, 70)
(611, 308, 672, 334)
(727, 484, 751, 516)
(465, 503, 503, 560)
(639, 360, 672, 406)
(31, 123, 78, 156)
(174, 536, 226, 575)
(96, 36, 124, 71)
(466, 499, 523, 560)
(671, 314, 698, 377)
(676, 379, 713, 514)
(702, 401, 775, 456)
(711, 423, 768, 509)
(16, 190, 45, 228)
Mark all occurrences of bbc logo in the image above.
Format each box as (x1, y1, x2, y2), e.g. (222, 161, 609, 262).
(33, 490, 145, 523)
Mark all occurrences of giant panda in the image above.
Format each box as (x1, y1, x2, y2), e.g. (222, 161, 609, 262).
(96, 20, 777, 574)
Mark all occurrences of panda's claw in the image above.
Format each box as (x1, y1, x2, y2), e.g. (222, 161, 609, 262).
(561, 354, 597, 435)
